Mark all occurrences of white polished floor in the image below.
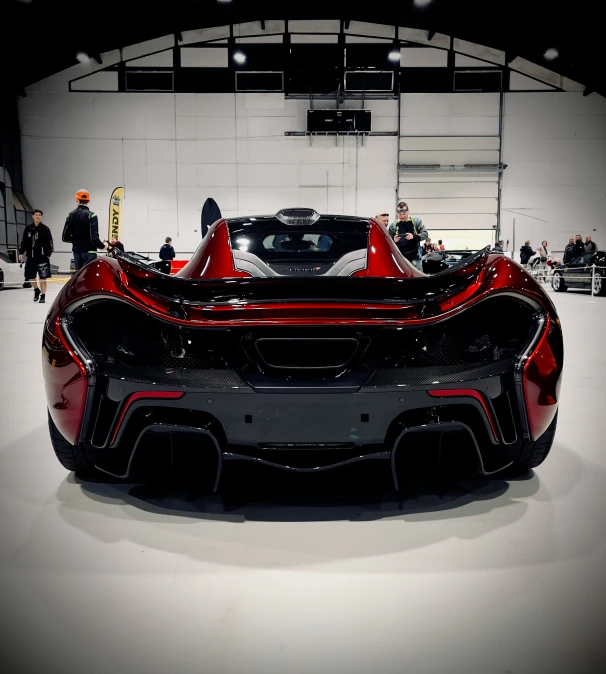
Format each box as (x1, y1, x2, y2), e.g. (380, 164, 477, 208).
(0, 283, 605, 674)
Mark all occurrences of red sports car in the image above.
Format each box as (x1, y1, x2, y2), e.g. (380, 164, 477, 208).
(43, 208, 563, 489)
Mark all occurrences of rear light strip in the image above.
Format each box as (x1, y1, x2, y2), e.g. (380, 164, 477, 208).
(428, 388, 500, 443)
(110, 391, 185, 446)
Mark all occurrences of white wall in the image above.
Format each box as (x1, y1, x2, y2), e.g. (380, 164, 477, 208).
(19, 91, 397, 256)
(500, 92, 606, 252)
(18, 88, 606, 260)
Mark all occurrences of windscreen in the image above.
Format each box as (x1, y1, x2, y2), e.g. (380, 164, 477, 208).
(227, 217, 369, 276)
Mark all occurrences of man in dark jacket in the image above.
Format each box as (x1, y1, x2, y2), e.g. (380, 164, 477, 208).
(585, 235, 597, 253)
(18, 208, 54, 303)
(573, 234, 586, 258)
(563, 238, 576, 263)
(387, 201, 428, 270)
(62, 189, 106, 270)
(158, 236, 175, 274)
(519, 240, 534, 265)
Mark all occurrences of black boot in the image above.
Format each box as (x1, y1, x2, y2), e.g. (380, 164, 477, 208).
(33, 288, 40, 302)
(39, 294, 46, 304)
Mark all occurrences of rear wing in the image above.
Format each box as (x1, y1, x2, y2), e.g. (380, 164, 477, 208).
(115, 247, 492, 309)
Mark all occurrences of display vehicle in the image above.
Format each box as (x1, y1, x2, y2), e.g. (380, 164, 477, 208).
(43, 209, 563, 488)
(0, 251, 26, 290)
(552, 250, 606, 295)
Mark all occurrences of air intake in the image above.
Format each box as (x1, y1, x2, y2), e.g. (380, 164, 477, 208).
(275, 208, 321, 226)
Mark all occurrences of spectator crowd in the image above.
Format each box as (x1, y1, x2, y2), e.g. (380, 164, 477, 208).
(519, 234, 598, 277)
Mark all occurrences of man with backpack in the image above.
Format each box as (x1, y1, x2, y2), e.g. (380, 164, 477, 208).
(388, 201, 428, 271)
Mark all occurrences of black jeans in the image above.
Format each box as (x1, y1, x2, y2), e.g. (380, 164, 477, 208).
(74, 252, 97, 271)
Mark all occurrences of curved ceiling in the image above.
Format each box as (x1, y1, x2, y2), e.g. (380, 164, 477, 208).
(5, 0, 604, 96)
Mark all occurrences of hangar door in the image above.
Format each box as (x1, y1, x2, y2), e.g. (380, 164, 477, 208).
(398, 93, 501, 250)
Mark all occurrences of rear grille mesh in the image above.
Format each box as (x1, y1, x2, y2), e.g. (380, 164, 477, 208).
(101, 363, 250, 389)
(67, 296, 536, 382)
(363, 359, 514, 388)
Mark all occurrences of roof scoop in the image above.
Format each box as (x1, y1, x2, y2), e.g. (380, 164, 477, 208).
(275, 208, 321, 225)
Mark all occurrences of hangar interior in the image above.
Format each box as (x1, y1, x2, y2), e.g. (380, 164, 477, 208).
(0, 1, 605, 673)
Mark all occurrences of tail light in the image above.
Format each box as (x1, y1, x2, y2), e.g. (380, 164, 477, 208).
(521, 315, 563, 440)
(42, 314, 89, 445)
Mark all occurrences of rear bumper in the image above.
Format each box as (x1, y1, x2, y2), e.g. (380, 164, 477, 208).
(109, 381, 502, 449)
(45, 288, 562, 485)
(84, 366, 523, 483)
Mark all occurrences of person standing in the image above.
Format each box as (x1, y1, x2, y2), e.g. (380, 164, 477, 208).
(573, 234, 585, 258)
(422, 238, 436, 254)
(375, 211, 390, 228)
(436, 239, 445, 251)
(388, 201, 428, 271)
(18, 209, 54, 304)
(159, 236, 175, 274)
(585, 235, 597, 253)
(520, 240, 534, 265)
(563, 237, 576, 263)
(106, 236, 125, 258)
(62, 189, 106, 270)
(536, 240, 550, 259)
(534, 240, 551, 281)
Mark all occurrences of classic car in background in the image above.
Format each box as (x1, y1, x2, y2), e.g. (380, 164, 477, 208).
(552, 250, 606, 295)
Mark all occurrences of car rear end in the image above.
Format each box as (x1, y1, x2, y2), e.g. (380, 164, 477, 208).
(44, 271, 561, 486)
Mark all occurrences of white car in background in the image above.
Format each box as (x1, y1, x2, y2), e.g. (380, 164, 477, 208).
(0, 251, 26, 290)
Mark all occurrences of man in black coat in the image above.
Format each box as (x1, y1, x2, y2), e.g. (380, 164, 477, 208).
(519, 240, 534, 265)
(585, 235, 597, 253)
(18, 208, 53, 304)
(158, 237, 176, 274)
(62, 189, 106, 270)
(563, 238, 576, 264)
(573, 234, 586, 258)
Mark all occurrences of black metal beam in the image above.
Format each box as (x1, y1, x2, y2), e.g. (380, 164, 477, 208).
(427, 29, 436, 41)
(583, 87, 593, 97)
(344, 19, 350, 29)
(175, 31, 182, 42)
(261, 19, 265, 30)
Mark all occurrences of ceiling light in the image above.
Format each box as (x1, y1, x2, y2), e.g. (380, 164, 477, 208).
(217, 1, 232, 4)
(76, 52, 90, 64)
(388, 48, 401, 62)
(544, 48, 559, 60)
(413, 0, 432, 7)
(233, 51, 246, 64)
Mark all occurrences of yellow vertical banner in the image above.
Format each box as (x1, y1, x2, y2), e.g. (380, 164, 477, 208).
(108, 187, 124, 241)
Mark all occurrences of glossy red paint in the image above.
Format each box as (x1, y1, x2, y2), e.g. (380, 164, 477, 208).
(177, 220, 250, 279)
(170, 259, 188, 274)
(428, 389, 500, 443)
(44, 222, 562, 450)
(52, 248, 557, 332)
(523, 315, 563, 440)
(42, 312, 88, 445)
(351, 219, 419, 277)
(110, 391, 185, 445)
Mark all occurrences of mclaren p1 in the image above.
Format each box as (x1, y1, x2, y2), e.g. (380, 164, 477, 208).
(43, 208, 563, 490)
